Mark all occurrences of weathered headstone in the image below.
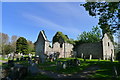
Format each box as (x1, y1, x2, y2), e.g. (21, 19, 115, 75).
(89, 54, 92, 60)
(62, 62, 67, 69)
(81, 53, 83, 58)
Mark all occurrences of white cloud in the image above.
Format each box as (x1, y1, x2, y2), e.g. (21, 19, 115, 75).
(22, 13, 81, 35)
(46, 3, 86, 18)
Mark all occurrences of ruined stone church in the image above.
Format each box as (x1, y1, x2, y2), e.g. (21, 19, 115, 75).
(35, 30, 114, 60)
(35, 30, 74, 59)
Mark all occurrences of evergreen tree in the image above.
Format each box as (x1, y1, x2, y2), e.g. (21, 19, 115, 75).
(16, 37, 28, 54)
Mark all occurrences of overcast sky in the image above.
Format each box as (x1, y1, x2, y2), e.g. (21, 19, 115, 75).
(2, 2, 99, 42)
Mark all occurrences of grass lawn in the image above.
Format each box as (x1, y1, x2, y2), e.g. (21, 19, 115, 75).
(88, 61, 120, 79)
(37, 58, 94, 74)
(0, 57, 8, 61)
(24, 73, 54, 80)
(0, 57, 8, 66)
(37, 58, 120, 79)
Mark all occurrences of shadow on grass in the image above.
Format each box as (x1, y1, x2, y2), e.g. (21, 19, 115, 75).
(24, 73, 55, 80)
(37, 58, 120, 79)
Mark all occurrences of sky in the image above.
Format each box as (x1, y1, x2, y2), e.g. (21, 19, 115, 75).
(2, 2, 99, 42)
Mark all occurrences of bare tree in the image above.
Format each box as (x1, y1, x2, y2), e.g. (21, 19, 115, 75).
(11, 35, 18, 43)
(0, 33, 9, 45)
(11, 35, 19, 52)
(0, 33, 9, 55)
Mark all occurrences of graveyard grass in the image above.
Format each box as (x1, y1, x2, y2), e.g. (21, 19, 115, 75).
(0, 57, 8, 61)
(88, 61, 120, 79)
(38, 58, 92, 74)
(1, 57, 120, 79)
(0, 57, 7, 65)
(24, 73, 54, 80)
(37, 58, 120, 79)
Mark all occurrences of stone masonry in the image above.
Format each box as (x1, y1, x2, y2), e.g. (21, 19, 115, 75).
(35, 30, 73, 58)
(76, 33, 114, 60)
(35, 31, 114, 60)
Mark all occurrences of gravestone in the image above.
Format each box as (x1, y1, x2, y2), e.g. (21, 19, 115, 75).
(53, 57, 56, 61)
(62, 62, 67, 69)
(77, 59, 81, 66)
(81, 53, 83, 58)
(89, 54, 92, 60)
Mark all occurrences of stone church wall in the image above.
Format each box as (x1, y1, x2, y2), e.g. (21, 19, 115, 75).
(76, 42, 103, 59)
(102, 33, 114, 60)
(35, 33, 45, 56)
(52, 42, 74, 58)
(64, 43, 74, 58)
(44, 41, 52, 55)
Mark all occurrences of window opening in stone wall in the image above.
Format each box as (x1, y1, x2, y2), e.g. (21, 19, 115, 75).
(60, 43, 63, 48)
(108, 42, 110, 46)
